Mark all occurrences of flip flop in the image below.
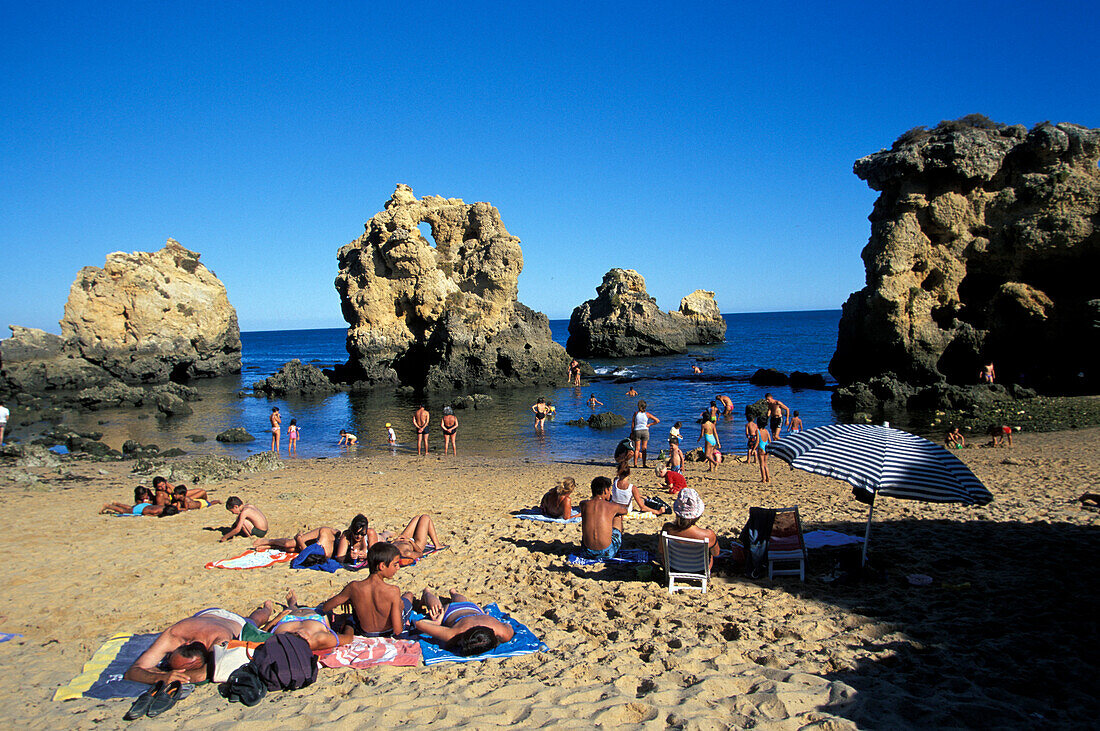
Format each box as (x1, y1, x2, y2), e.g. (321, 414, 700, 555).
(123, 680, 163, 721)
(145, 680, 183, 718)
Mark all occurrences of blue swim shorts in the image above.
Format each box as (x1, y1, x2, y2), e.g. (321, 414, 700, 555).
(582, 528, 622, 560)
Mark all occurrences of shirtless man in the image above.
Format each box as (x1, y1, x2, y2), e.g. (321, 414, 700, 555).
(125, 604, 273, 685)
(580, 476, 628, 559)
(413, 405, 430, 455)
(409, 588, 515, 656)
(254, 525, 340, 555)
(220, 496, 269, 541)
(265, 590, 346, 650)
(270, 407, 282, 453)
(716, 394, 734, 416)
(764, 393, 790, 438)
(384, 514, 443, 560)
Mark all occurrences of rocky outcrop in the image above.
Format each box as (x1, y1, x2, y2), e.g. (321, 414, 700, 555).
(252, 360, 338, 396)
(831, 116, 1100, 392)
(334, 185, 571, 390)
(566, 269, 726, 357)
(1, 240, 241, 399)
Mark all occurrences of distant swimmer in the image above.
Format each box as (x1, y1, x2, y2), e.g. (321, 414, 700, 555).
(625, 386, 638, 397)
(716, 394, 734, 415)
(691, 364, 703, 374)
(587, 394, 604, 409)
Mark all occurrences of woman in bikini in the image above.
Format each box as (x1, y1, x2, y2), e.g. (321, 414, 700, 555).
(408, 588, 515, 656)
(100, 486, 173, 516)
(384, 514, 444, 560)
(261, 590, 347, 651)
(333, 514, 377, 563)
(440, 406, 458, 456)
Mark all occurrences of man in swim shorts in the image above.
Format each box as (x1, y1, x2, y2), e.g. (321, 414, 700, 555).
(125, 604, 274, 685)
(764, 393, 790, 438)
(414, 405, 430, 455)
(580, 476, 628, 559)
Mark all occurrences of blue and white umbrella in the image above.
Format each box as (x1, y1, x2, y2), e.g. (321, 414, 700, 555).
(769, 424, 992, 564)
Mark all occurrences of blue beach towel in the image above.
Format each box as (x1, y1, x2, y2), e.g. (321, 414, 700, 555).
(0, 632, 22, 643)
(515, 508, 581, 524)
(413, 604, 546, 665)
(567, 548, 654, 566)
(289, 543, 343, 573)
(802, 530, 865, 550)
(54, 632, 196, 701)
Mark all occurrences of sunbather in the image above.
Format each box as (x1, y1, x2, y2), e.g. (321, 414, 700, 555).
(124, 603, 274, 685)
(382, 514, 444, 560)
(262, 590, 347, 651)
(334, 513, 378, 563)
(100, 486, 173, 516)
(407, 588, 514, 656)
(657, 488, 719, 569)
(253, 525, 340, 556)
(539, 477, 576, 518)
(171, 485, 221, 511)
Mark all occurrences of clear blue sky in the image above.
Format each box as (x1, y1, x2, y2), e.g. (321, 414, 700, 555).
(2, 1, 1097, 333)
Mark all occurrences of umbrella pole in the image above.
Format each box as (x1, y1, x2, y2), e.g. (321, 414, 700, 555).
(861, 502, 874, 566)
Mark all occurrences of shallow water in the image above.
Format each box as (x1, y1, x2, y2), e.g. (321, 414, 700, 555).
(58, 311, 845, 463)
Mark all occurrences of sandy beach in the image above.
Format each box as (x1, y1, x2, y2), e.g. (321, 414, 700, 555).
(1, 427, 1098, 729)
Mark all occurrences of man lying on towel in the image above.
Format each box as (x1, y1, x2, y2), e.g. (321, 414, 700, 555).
(406, 588, 514, 657)
(124, 604, 274, 685)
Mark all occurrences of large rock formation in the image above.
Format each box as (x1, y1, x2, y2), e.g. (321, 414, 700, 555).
(566, 269, 726, 357)
(334, 185, 570, 390)
(1, 240, 240, 398)
(830, 117, 1100, 392)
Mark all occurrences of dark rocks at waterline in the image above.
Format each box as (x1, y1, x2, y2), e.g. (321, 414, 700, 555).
(155, 392, 193, 417)
(789, 372, 828, 390)
(186, 434, 208, 443)
(216, 427, 256, 443)
(451, 394, 493, 410)
(566, 418, 588, 426)
(831, 376, 1043, 417)
(252, 359, 339, 396)
(132, 451, 283, 485)
(587, 412, 628, 429)
(745, 369, 829, 390)
(749, 369, 789, 386)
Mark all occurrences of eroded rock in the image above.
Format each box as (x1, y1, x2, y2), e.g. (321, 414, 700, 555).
(252, 359, 338, 396)
(831, 117, 1100, 391)
(566, 269, 726, 357)
(334, 185, 570, 390)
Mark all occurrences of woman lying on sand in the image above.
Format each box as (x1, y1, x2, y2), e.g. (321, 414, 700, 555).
(406, 588, 514, 656)
(539, 477, 576, 518)
(253, 514, 376, 563)
(381, 514, 444, 560)
(100, 486, 175, 517)
(260, 590, 348, 651)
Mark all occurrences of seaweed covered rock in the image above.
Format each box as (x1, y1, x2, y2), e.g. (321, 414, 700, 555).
(334, 185, 570, 390)
(831, 117, 1100, 392)
(566, 269, 726, 357)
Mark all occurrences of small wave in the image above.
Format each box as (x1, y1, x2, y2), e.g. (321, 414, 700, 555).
(594, 366, 636, 377)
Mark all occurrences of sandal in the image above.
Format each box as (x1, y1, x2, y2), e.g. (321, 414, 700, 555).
(145, 680, 183, 718)
(123, 680, 163, 721)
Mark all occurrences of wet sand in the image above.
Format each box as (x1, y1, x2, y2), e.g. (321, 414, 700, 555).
(1, 427, 1098, 729)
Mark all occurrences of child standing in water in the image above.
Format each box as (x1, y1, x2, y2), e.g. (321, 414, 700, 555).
(339, 429, 358, 446)
(287, 419, 300, 455)
(386, 423, 396, 447)
(270, 407, 282, 453)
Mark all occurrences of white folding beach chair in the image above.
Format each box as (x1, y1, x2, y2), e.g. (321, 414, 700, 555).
(767, 506, 807, 581)
(660, 532, 710, 593)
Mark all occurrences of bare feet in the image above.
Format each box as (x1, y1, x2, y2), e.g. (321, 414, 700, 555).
(286, 589, 298, 609)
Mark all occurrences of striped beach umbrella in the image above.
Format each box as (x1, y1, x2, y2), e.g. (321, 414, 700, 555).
(769, 424, 992, 564)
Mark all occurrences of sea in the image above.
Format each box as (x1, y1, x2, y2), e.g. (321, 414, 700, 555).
(61, 311, 844, 463)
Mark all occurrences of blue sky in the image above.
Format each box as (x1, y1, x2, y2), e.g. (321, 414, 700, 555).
(2, 1, 1097, 333)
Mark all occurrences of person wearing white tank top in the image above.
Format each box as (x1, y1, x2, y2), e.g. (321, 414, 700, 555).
(631, 401, 660, 468)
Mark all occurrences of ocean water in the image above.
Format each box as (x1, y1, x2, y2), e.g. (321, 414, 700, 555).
(61, 311, 843, 463)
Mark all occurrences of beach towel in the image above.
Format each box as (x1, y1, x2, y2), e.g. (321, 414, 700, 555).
(566, 548, 654, 566)
(0, 632, 22, 643)
(206, 549, 297, 570)
(54, 632, 196, 701)
(290, 543, 343, 573)
(802, 530, 865, 550)
(318, 637, 422, 669)
(414, 604, 546, 666)
(515, 508, 581, 524)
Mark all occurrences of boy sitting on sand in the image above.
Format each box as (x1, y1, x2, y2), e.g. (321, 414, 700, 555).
(220, 496, 269, 541)
(946, 427, 966, 449)
(320, 543, 408, 637)
(658, 488, 719, 570)
(580, 476, 628, 559)
(655, 465, 686, 495)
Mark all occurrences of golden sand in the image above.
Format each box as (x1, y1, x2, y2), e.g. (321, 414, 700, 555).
(1, 427, 1098, 728)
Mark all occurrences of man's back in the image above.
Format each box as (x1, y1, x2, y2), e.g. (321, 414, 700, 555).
(581, 498, 624, 550)
(346, 576, 401, 634)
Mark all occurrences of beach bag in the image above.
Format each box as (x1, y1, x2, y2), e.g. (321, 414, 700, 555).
(219, 663, 268, 707)
(213, 640, 260, 683)
(250, 633, 317, 691)
(644, 496, 671, 513)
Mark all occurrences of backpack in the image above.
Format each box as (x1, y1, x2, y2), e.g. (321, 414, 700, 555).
(249, 633, 317, 691)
